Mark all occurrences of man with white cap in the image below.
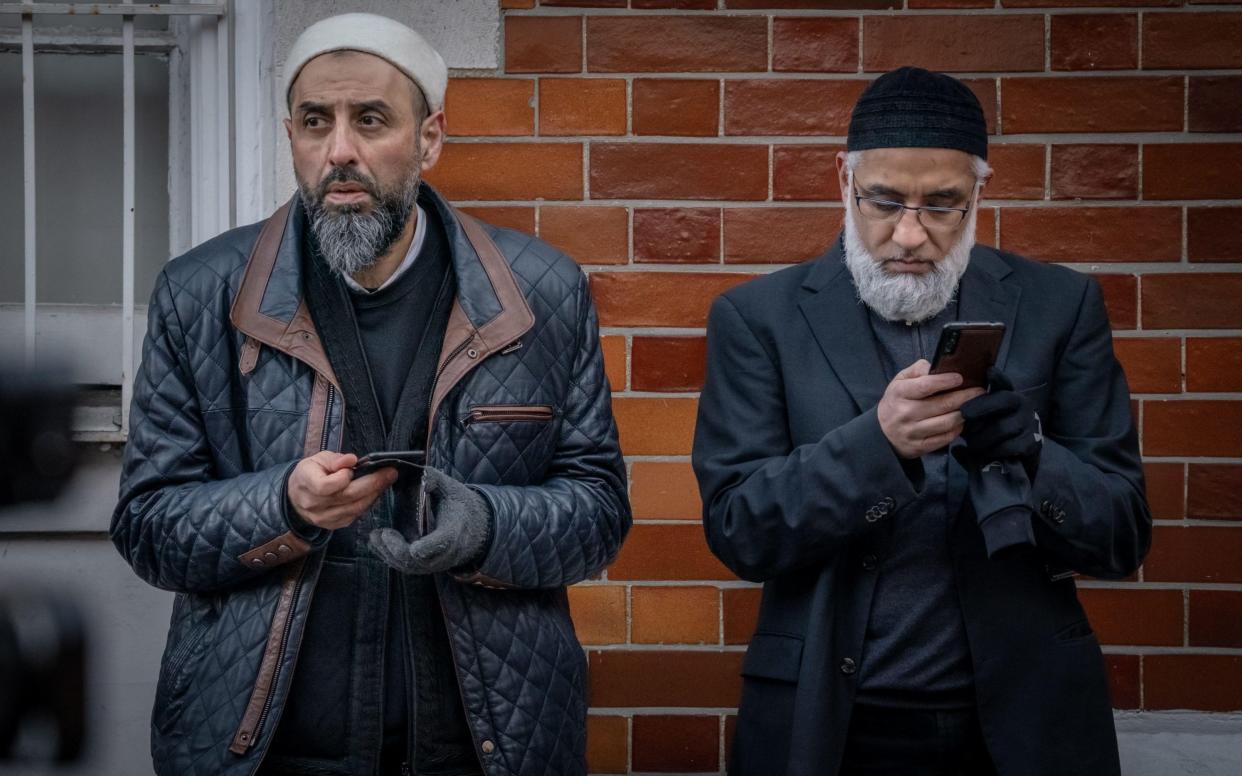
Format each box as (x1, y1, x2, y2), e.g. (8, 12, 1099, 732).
(112, 13, 629, 776)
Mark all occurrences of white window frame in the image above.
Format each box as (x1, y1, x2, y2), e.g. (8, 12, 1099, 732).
(0, 1, 274, 441)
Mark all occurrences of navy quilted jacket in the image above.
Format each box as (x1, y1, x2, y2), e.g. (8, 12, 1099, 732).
(112, 185, 631, 775)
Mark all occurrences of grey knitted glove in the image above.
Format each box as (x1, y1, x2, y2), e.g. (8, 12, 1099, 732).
(369, 467, 493, 574)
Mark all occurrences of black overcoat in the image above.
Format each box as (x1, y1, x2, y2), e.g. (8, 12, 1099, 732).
(692, 239, 1151, 776)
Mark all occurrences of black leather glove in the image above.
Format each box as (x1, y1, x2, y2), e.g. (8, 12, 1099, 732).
(957, 368, 1042, 480)
(369, 467, 493, 575)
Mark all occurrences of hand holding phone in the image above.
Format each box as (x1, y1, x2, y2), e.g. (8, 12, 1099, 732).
(351, 449, 426, 479)
(929, 322, 1005, 390)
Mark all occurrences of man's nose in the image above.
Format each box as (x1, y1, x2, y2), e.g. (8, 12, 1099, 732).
(890, 207, 929, 252)
(326, 124, 359, 168)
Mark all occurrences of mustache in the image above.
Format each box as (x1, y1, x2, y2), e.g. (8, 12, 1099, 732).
(314, 166, 380, 202)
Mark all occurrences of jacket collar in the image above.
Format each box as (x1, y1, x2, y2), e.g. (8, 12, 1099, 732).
(229, 184, 535, 408)
(797, 234, 1019, 413)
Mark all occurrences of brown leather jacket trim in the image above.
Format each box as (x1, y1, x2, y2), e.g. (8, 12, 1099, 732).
(229, 559, 304, 755)
(238, 531, 312, 568)
(229, 200, 340, 393)
(303, 374, 332, 457)
(239, 336, 261, 375)
(427, 211, 536, 429)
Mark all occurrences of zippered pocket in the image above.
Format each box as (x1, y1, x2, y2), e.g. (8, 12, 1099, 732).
(464, 404, 555, 426)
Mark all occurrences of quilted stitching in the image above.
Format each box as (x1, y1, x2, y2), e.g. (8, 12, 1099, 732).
(113, 205, 631, 776)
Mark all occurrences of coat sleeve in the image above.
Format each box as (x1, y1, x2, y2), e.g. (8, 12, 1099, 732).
(692, 295, 921, 583)
(111, 271, 316, 594)
(1027, 277, 1151, 579)
(463, 273, 631, 590)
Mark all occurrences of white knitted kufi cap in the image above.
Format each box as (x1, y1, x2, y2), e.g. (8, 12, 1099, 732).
(283, 12, 448, 111)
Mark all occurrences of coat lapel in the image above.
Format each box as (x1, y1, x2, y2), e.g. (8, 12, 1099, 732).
(797, 242, 888, 413)
(948, 245, 1021, 520)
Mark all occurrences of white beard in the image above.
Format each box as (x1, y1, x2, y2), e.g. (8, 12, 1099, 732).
(843, 199, 976, 324)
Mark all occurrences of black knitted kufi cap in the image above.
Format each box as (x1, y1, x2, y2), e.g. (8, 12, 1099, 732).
(847, 66, 989, 160)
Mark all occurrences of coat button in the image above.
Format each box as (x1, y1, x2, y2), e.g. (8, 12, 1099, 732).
(250, 558, 264, 567)
(880, 496, 896, 509)
(1040, 499, 1053, 516)
(264, 552, 278, 563)
(840, 658, 857, 675)
(467, 348, 479, 359)
(862, 554, 877, 571)
(481, 739, 495, 754)
(277, 544, 291, 555)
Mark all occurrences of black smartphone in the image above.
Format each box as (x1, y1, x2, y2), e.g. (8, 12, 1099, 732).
(352, 449, 426, 479)
(929, 322, 1005, 390)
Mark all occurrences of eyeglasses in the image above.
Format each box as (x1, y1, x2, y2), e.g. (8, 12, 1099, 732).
(852, 184, 975, 231)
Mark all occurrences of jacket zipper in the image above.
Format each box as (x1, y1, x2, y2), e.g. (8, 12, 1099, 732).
(237, 379, 333, 764)
(464, 405, 554, 426)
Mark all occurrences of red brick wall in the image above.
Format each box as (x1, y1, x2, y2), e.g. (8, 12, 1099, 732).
(426, 1, 1242, 772)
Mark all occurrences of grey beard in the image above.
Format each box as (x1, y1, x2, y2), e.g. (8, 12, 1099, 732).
(301, 176, 419, 278)
(843, 202, 976, 323)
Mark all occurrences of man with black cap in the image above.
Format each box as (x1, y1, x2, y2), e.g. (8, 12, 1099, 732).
(692, 66, 1150, 776)
(113, 12, 629, 776)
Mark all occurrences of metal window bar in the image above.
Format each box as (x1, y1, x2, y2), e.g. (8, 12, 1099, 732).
(5, 1, 225, 437)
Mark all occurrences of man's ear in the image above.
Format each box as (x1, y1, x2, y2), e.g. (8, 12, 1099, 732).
(417, 111, 446, 172)
(834, 151, 850, 206)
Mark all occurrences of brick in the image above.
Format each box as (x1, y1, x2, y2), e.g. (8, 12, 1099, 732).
(1143, 462, 1185, 520)
(610, 523, 735, 580)
(505, 16, 582, 74)
(1143, 12, 1242, 69)
(539, 78, 626, 136)
(1114, 337, 1181, 393)
(613, 397, 698, 456)
(773, 18, 859, 73)
(910, 0, 992, 7)
(1142, 275, 1242, 329)
(590, 271, 754, 327)
(1189, 208, 1242, 262)
(725, 80, 866, 136)
(1106, 655, 1140, 710)
(1146, 655, 1242, 712)
(1097, 274, 1137, 330)
(1079, 588, 1182, 646)
(1190, 591, 1242, 648)
(999, 207, 1180, 263)
(727, 0, 895, 7)
(1187, 338, 1242, 392)
(543, 0, 625, 6)
(630, 461, 703, 521)
(632, 715, 719, 772)
(1050, 14, 1138, 70)
(459, 206, 534, 234)
(1051, 145, 1139, 200)
(1189, 77, 1242, 133)
(568, 585, 627, 645)
(633, 79, 719, 137)
(634, 209, 721, 264)
(589, 650, 744, 707)
(591, 143, 768, 201)
(1188, 465, 1242, 520)
(587, 715, 628, 774)
(539, 206, 628, 265)
(634, 0, 717, 7)
(1144, 526, 1242, 583)
(632, 586, 720, 644)
(1001, 77, 1182, 133)
(774, 145, 844, 202)
(1144, 145, 1242, 200)
(724, 587, 762, 645)
(987, 145, 1045, 200)
(863, 15, 1044, 73)
(501, 0, 535, 9)
(1145, 401, 1242, 457)
(601, 335, 627, 390)
(724, 208, 841, 264)
(975, 207, 997, 246)
(445, 79, 533, 136)
(588, 16, 767, 73)
(1004, 0, 1177, 6)
(965, 79, 999, 136)
(427, 143, 582, 200)
(631, 336, 708, 392)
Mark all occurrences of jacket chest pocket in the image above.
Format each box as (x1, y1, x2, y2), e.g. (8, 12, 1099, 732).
(458, 404, 558, 484)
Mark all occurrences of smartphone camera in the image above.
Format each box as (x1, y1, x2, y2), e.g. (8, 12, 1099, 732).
(944, 330, 960, 355)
